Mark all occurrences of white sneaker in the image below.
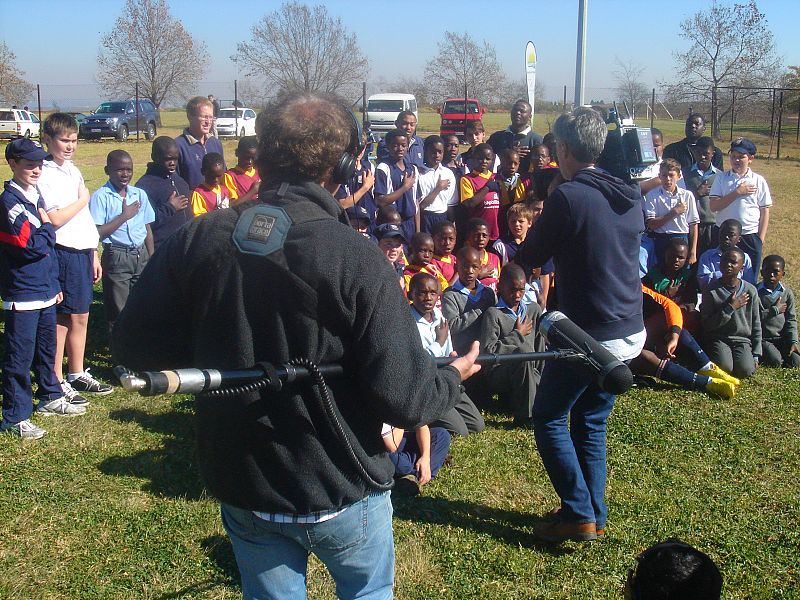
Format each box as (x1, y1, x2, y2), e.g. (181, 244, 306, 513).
(68, 369, 113, 395)
(61, 380, 90, 406)
(36, 396, 87, 416)
(1, 419, 47, 439)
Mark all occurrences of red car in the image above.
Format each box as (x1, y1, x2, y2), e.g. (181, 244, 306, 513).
(438, 98, 486, 140)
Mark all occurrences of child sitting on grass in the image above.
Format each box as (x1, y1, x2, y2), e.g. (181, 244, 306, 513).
(479, 264, 543, 429)
(191, 153, 229, 216)
(643, 238, 700, 333)
(701, 247, 761, 379)
(431, 220, 458, 286)
(408, 272, 484, 437)
(463, 218, 500, 291)
(442, 246, 497, 356)
(224, 136, 260, 203)
(375, 223, 407, 289)
(758, 255, 800, 368)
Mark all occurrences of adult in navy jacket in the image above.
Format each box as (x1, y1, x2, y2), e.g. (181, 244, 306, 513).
(516, 106, 645, 543)
(175, 96, 225, 190)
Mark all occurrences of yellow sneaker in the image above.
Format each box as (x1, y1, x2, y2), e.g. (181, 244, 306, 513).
(698, 364, 740, 386)
(706, 378, 735, 399)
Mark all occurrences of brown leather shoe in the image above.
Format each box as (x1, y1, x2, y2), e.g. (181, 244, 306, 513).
(535, 517, 598, 542)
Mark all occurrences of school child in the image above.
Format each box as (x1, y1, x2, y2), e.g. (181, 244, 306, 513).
(495, 148, 530, 239)
(442, 134, 465, 177)
(460, 120, 499, 173)
(430, 220, 458, 285)
(382, 422, 450, 497)
(644, 158, 700, 266)
(403, 232, 449, 295)
(530, 143, 557, 173)
(89, 150, 155, 331)
(479, 264, 543, 428)
(463, 218, 500, 291)
(679, 136, 719, 257)
(631, 284, 737, 399)
(441, 246, 497, 356)
(460, 145, 501, 241)
(374, 129, 418, 243)
(134, 136, 191, 251)
(345, 204, 373, 240)
(701, 247, 761, 378)
(417, 135, 456, 234)
(0, 139, 86, 439)
(224, 136, 260, 203)
(758, 255, 800, 368)
(643, 238, 700, 333)
(408, 272, 484, 436)
(697, 218, 753, 292)
(375, 223, 406, 288)
(191, 153, 229, 217)
(710, 137, 772, 274)
(37, 113, 112, 397)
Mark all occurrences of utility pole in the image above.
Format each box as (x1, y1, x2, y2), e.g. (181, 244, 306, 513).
(574, 0, 588, 108)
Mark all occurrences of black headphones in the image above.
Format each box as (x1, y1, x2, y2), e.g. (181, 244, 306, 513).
(332, 108, 365, 185)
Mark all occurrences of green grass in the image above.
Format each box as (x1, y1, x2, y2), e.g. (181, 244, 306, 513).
(0, 111, 799, 598)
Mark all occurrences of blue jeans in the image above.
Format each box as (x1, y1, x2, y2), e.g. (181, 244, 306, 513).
(220, 492, 394, 600)
(532, 359, 616, 529)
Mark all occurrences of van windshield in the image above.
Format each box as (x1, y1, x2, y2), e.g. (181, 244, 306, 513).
(368, 100, 404, 112)
(443, 101, 479, 114)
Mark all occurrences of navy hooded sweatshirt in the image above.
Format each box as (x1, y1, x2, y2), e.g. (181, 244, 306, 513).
(134, 163, 192, 250)
(517, 167, 644, 342)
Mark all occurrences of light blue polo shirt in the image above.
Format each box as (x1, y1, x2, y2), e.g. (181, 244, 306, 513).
(90, 181, 155, 247)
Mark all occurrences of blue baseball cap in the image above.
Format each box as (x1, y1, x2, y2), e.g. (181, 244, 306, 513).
(730, 138, 756, 156)
(375, 223, 407, 242)
(5, 138, 48, 162)
(346, 204, 370, 221)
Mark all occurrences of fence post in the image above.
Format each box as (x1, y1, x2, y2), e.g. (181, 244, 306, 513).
(650, 88, 655, 129)
(234, 80, 239, 138)
(769, 88, 776, 138)
(135, 82, 139, 142)
(36, 84, 42, 124)
(776, 90, 784, 159)
(563, 85, 567, 112)
(730, 87, 735, 141)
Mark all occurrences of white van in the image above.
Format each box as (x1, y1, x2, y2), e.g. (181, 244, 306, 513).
(366, 93, 418, 134)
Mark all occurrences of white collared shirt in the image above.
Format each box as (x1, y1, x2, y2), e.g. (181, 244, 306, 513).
(417, 164, 457, 212)
(709, 168, 771, 234)
(38, 159, 99, 249)
(411, 306, 452, 358)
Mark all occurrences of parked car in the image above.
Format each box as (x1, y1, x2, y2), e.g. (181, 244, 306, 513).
(438, 98, 486, 141)
(366, 93, 417, 135)
(0, 108, 41, 140)
(80, 99, 160, 141)
(215, 107, 257, 138)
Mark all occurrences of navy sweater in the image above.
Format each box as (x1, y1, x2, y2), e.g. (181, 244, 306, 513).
(0, 182, 60, 303)
(517, 168, 644, 341)
(135, 163, 192, 249)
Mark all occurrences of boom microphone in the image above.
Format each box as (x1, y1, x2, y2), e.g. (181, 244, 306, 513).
(539, 311, 634, 395)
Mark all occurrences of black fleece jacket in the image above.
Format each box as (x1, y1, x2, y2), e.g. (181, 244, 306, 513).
(134, 163, 192, 249)
(113, 181, 462, 513)
(516, 167, 644, 342)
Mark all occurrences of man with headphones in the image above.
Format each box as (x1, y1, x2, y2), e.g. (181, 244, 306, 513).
(113, 91, 480, 599)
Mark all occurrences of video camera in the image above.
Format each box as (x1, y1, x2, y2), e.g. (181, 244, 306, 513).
(596, 102, 657, 183)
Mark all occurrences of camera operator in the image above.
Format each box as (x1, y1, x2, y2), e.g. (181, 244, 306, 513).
(516, 106, 645, 543)
(113, 91, 479, 599)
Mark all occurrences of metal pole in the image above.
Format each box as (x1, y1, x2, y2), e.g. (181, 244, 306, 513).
(574, 0, 588, 108)
(464, 81, 468, 140)
(730, 87, 735, 141)
(796, 93, 800, 143)
(36, 84, 42, 124)
(362, 81, 367, 131)
(135, 82, 139, 142)
(650, 88, 655, 129)
(776, 90, 784, 159)
(563, 85, 567, 112)
(769, 88, 776, 139)
(234, 80, 239, 138)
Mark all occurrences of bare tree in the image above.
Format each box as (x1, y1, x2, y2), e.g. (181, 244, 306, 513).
(97, 0, 209, 108)
(497, 77, 547, 111)
(613, 58, 648, 119)
(424, 32, 508, 106)
(0, 42, 34, 105)
(236, 2, 369, 101)
(665, 0, 782, 136)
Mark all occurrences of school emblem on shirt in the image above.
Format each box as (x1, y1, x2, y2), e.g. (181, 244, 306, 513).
(232, 205, 292, 256)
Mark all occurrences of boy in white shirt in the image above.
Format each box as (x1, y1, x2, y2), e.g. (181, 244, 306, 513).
(709, 137, 771, 276)
(644, 158, 700, 266)
(37, 113, 112, 400)
(417, 135, 456, 234)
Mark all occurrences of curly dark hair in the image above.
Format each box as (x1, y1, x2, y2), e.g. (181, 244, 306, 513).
(256, 92, 352, 184)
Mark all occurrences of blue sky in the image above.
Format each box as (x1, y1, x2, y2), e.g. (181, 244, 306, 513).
(5, 0, 799, 107)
